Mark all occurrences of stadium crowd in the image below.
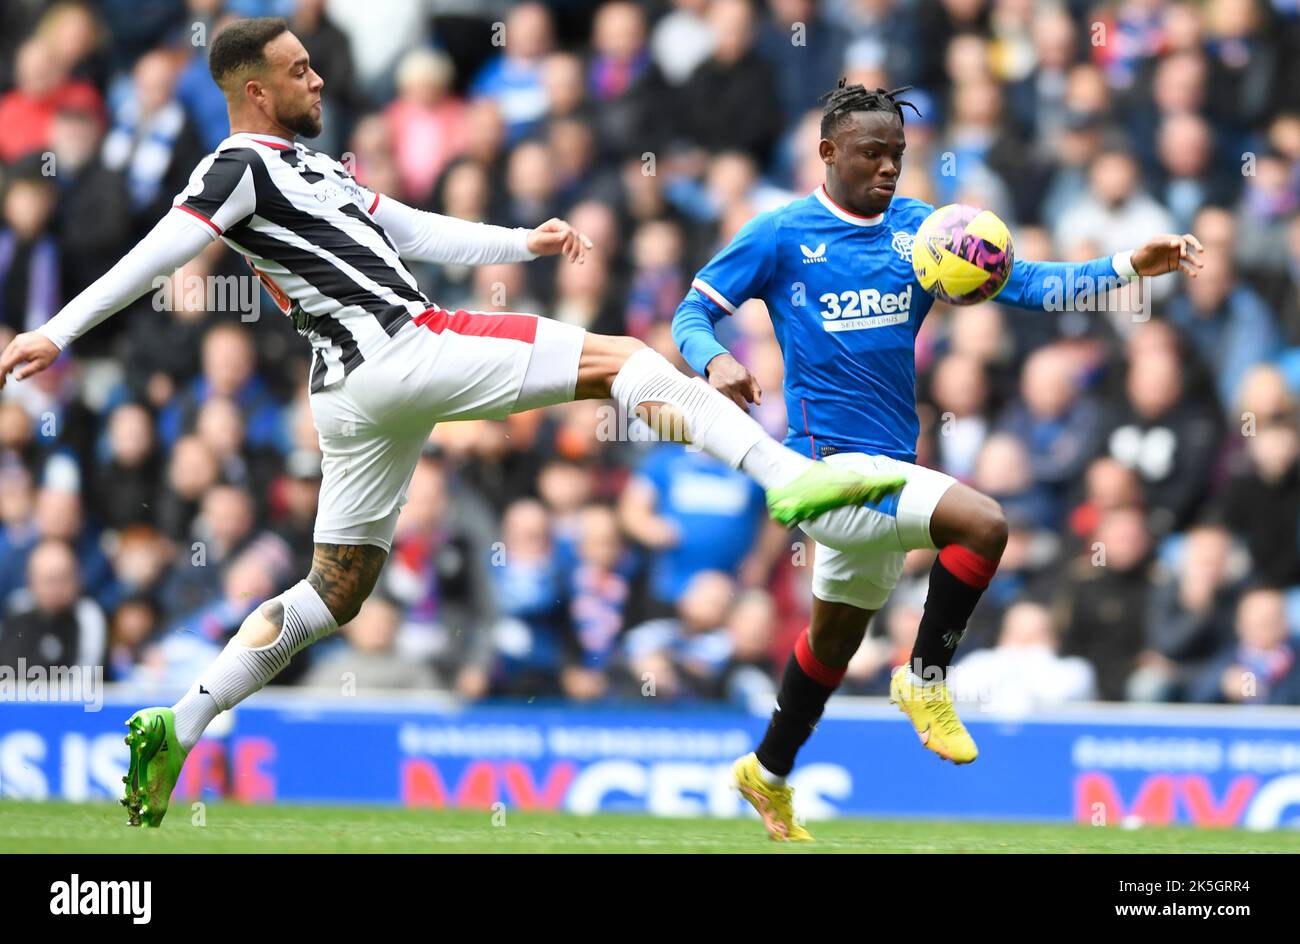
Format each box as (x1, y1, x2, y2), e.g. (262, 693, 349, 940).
(2, 0, 1300, 710)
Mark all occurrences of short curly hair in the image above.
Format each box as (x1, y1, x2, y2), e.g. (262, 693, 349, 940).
(208, 17, 288, 92)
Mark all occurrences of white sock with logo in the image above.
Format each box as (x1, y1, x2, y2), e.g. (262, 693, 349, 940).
(610, 347, 811, 486)
(171, 580, 338, 752)
(171, 684, 220, 753)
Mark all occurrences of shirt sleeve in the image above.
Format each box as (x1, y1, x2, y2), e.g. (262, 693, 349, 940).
(37, 208, 218, 350)
(173, 149, 259, 235)
(672, 293, 731, 377)
(371, 194, 537, 265)
(688, 211, 777, 316)
(997, 253, 1135, 310)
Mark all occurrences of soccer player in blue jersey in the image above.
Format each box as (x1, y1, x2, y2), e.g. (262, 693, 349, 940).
(672, 82, 1204, 841)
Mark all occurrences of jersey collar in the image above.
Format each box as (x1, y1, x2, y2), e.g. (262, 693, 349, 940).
(814, 184, 886, 227)
(231, 131, 294, 150)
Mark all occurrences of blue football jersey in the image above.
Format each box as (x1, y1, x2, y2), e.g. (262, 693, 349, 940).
(676, 185, 1121, 463)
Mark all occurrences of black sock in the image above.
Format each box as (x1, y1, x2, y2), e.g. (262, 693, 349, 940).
(755, 635, 842, 777)
(910, 546, 997, 682)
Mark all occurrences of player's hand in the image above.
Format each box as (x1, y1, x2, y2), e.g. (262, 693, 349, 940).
(527, 218, 594, 264)
(1131, 233, 1204, 278)
(707, 352, 762, 412)
(0, 331, 60, 390)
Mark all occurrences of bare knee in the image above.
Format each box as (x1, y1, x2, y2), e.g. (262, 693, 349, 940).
(962, 495, 1008, 560)
(931, 486, 1009, 560)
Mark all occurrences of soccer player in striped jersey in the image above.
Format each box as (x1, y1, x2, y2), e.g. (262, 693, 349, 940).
(673, 81, 1203, 841)
(0, 21, 906, 827)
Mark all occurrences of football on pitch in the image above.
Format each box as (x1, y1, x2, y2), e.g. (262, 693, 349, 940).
(911, 203, 1014, 305)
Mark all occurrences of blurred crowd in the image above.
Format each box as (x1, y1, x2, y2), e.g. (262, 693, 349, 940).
(3, 0, 1300, 711)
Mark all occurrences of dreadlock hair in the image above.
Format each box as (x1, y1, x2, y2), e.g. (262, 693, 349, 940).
(819, 79, 921, 138)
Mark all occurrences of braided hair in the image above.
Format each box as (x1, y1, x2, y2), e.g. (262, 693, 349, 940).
(819, 79, 922, 138)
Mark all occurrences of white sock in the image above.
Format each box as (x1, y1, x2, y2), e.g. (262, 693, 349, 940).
(758, 760, 787, 787)
(170, 580, 338, 751)
(739, 437, 811, 490)
(611, 347, 812, 478)
(172, 683, 220, 752)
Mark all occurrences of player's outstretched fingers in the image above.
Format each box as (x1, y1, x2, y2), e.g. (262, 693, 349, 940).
(1178, 233, 1204, 277)
(0, 332, 59, 388)
(0, 339, 27, 390)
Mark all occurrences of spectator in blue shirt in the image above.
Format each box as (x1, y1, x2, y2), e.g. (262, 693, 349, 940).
(1169, 244, 1280, 412)
(564, 504, 636, 701)
(623, 569, 735, 701)
(618, 441, 766, 613)
(996, 345, 1102, 519)
(468, 2, 553, 144)
(1191, 587, 1300, 705)
(489, 497, 570, 696)
(757, 0, 848, 126)
(156, 323, 287, 453)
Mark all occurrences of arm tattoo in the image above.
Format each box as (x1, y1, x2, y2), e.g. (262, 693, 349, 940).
(307, 543, 389, 624)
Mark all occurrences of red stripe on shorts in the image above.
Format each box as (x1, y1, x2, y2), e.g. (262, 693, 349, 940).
(413, 307, 537, 343)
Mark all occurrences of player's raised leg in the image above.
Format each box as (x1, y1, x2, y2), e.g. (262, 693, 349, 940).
(121, 543, 386, 826)
(575, 334, 907, 523)
(889, 483, 1006, 763)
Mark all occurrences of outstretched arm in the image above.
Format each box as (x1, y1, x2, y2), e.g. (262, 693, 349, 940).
(998, 233, 1204, 310)
(0, 209, 218, 388)
(371, 195, 592, 266)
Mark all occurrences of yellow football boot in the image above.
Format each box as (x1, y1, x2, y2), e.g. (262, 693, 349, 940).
(732, 753, 813, 842)
(889, 669, 978, 764)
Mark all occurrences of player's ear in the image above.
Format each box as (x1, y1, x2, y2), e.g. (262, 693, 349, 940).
(818, 137, 835, 166)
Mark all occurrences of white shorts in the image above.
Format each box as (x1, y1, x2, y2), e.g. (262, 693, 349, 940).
(310, 309, 586, 551)
(809, 452, 957, 611)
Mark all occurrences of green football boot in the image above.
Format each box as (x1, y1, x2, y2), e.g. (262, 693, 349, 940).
(120, 707, 188, 828)
(765, 464, 907, 527)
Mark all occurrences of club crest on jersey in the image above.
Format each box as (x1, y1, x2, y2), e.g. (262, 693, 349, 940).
(891, 231, 914, 263)
(800, 243, 827, 264)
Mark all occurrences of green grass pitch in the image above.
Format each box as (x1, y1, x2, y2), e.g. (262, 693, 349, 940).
(2, 801, 1297, 853)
